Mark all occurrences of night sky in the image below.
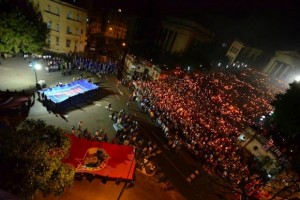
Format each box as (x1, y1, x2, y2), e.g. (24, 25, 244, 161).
(75, 0, 300, 52)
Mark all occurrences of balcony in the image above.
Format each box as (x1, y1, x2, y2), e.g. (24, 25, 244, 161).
(66, 31, 80, 36)
(44, 10, 60, 17)
(66, 17, 82, 23)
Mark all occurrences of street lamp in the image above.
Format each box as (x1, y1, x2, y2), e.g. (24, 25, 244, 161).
(34, 63, 42, 88)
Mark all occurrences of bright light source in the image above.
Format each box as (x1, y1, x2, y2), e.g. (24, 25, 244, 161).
(218, 62, 221, 67)
(262, 115, 266, 119)
(294, 75, 300, 82)
(35, 63, 42, 70)
(118, 9, 122, 12)
(109, 27, 112, 31)
(267, 174, 272, 178)
(122, 42, 126, 47)
(187, 66, 191, 71)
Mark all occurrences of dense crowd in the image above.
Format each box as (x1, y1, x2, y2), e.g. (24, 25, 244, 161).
(130, 67, 285, 194)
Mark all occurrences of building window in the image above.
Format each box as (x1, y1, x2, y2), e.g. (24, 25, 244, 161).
(56, 7, 60, 15)
(67, 26, 71, 34)
(47, 21, 52, 29)
(47, 36, 51, 46)
(74, 41, 78, 51)
(56, 37, 59, 46)
(47, 4, 50, 11)
(67, 12, 72, 19)
(56, 24, 59, 32)
(66, 39, 71, 48)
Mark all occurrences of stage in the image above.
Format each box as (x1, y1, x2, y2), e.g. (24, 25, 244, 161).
(39, 79, 99, 109)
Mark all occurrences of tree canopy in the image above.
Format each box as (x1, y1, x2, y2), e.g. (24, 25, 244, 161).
(271, 81, 300, 172)
(0, 119, 74, 199)
(271, 81, 300, 139)
(0, 0, 49, 55)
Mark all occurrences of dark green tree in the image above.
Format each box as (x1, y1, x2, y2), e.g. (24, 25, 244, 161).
(0, 0, 49, 56)
(271, 81, 300, 172)
(271, 81, 300, 139)
(0, 119, 74, 199)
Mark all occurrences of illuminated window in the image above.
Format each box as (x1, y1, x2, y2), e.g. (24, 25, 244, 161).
(66, 39, 71, 48)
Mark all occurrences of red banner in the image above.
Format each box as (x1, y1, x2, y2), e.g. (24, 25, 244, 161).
(64, 135, 136, 180)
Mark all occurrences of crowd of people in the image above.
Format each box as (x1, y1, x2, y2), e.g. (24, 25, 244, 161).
(130, 67, 285, 194)
(41, 54, 119, 76)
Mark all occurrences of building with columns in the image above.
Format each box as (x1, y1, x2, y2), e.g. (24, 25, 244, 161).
(225, 39, 244, 64)
(155, 16, 214, 55)
(263, 51, 300, 82)
(31, 0, 87, 53)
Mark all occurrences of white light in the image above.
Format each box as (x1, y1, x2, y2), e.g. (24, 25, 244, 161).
(187, 66, 191, 70)
(262, 115, 266, 118)
(35, 63, 42, 70)
(218, 62, 221, 67)
(118, 9, 122, 12)
(267, 174, 272, 178)
(295, 75, 300, 82)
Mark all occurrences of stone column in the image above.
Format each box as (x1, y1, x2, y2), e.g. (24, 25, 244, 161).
(279, 66, 289, 79)
(263, 57, 277, 74)
(273, 63, 283, 77)
(163, 30, 172, 51)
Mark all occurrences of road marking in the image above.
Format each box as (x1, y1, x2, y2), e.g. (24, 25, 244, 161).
(28, 114, 51, 118)
(163, 145, 170, 150)
(150, 132, 189, 182)
(116, 86, 123, 95)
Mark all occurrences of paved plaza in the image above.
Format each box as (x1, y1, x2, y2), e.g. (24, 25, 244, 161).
(0, 55, 131, 140)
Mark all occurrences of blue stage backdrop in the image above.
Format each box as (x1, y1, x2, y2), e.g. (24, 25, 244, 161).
(40, 79, 99, 104)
